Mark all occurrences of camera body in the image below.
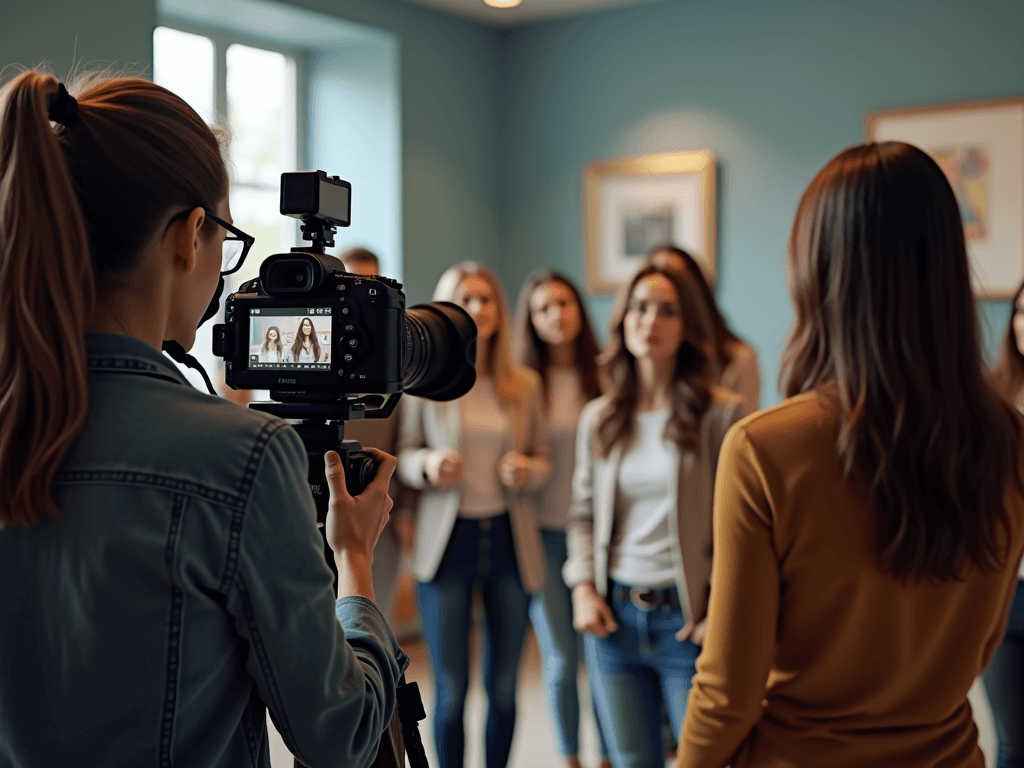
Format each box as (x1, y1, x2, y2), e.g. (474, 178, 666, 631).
(212, 170, 476, 508)
(214, 255, 406, 403)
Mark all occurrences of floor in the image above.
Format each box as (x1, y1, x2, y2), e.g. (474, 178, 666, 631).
(267, 625, 1000, 768)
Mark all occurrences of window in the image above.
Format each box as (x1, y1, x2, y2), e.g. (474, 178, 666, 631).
(154, 25, 299, 392)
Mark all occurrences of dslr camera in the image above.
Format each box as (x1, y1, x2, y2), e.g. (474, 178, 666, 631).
(213, 171, 477, 521)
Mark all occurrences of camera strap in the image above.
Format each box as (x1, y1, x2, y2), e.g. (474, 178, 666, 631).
(162, 340, 217, 396)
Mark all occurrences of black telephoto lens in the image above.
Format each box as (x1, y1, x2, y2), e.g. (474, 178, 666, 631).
(402, 302, 476, 401)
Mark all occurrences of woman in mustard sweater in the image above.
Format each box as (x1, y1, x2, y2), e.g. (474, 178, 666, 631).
(678, 142, 1024, 768)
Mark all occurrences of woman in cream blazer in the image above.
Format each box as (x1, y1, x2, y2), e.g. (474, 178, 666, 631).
(563, 386, 742, 637)
(396, 261, 551, 768)
(563, 262, 745, 768)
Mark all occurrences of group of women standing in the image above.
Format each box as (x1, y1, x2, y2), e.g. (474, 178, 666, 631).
(393, 141, 1024, 768)
(258, 317, 324, 363)
(394, 245, 762, 768)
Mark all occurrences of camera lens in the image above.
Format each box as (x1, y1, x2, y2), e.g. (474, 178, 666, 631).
(403, 302, 477, 401)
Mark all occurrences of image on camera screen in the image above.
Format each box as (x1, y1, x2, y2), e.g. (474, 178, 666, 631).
(248, 308, 332, 370)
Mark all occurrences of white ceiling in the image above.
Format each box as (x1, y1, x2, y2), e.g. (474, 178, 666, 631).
(398, 0, 663, 26)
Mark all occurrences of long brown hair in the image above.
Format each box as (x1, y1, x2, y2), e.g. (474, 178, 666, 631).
(291, 317, 322, 362)
(991, 278, 1024, 404)
(650, 245, 746, 369)
(512, 270, 602, 406)
(595, 263, 716, 459)
(433, 261, 532, 405)
(262, 326, 283, 356)
(0, 71, 228, 528)
(781, 141, 1023, 582)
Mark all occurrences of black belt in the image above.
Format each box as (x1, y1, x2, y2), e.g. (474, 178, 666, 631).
(610, 582, 680, 611)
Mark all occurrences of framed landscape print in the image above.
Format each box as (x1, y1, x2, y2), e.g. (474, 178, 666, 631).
(866, 97, 1024, 298)
(583, 150, 717, 293)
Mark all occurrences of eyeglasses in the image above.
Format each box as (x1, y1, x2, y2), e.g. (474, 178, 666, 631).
(166, 208, 256, 276)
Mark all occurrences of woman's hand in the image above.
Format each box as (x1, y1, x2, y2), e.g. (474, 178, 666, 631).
(424, 449, 465, 488)
(572, 583, 619, 637)
(499, 451, 531, 491)
(676, 617, 708, 645)
(325, 447, 397, 558)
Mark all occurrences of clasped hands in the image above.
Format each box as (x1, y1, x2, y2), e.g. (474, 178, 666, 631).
(423, 448, 532, 491)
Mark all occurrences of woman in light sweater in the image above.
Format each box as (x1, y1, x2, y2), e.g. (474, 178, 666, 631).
(564, 262, 745, 768)
(512, 270, 609, 768)
(678, 142, 1024, 768)
(397, 261, 550, 768)
(650, 245, 760, 412)
(986, 276, 1024, 768)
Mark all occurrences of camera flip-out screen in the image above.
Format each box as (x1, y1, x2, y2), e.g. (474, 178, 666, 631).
(248, 307, 332, 371)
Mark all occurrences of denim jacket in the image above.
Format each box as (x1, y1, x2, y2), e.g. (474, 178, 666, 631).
(0, 333, 408, 768)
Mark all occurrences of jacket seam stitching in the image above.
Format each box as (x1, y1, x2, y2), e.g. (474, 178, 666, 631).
(235, 576, 299, 755)
(217, 421, 289, 594)
(160, 494, 187, 768)
(53, 471, 246, 509)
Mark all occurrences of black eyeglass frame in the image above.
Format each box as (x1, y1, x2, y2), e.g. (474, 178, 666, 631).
(166, 207, 256, 276)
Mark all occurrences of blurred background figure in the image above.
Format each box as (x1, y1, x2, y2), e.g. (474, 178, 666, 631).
(397, 261, 551, 768)
(679, 142, 1024, 768)
(340, 246, 381, 277)
(564, 262, 745, 768)
(336, 245, 408, 624)
(512, 270, 610, 768)
(986, 277, 1024, 768)
(649, 246, 761, 413)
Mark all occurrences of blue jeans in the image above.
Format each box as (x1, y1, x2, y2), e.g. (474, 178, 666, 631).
(983, 578, 1024, 768)
(584, 581, 701, 768)
(417, 515, 531, 768)
(528, 528, 609, 758)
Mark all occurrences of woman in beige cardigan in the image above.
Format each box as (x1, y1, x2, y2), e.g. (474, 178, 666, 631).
(564, 262, 745, 768)
(396, 261, 550, 768)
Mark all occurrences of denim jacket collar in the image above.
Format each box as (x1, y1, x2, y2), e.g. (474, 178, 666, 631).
(86, 332, 191, 387)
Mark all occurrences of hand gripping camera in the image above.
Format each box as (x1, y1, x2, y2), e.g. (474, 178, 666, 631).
(213, 171, 477, 522)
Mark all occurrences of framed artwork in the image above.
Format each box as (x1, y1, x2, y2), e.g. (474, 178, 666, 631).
(866, 97, 1024, 299)
(583, 150, 717, 293)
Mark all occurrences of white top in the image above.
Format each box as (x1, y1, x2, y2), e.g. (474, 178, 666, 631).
(535, 368, 585, 530)
(608, 408, 677, 588)
(458, 377, 510, 518)
(258, 347, 283, 363)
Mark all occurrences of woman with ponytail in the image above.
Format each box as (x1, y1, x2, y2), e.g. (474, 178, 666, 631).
(0, 71, 404, 767)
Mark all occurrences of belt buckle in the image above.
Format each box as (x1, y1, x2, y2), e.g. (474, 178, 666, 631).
(629, 586, 657, 611)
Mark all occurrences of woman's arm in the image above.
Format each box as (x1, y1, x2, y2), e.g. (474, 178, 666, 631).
(395, 394, 432, 490)
(562, 400, 600, 589)
(227, 426, 407, 768)
(677, 425, 779, 768)
(519, 374, 552, 491)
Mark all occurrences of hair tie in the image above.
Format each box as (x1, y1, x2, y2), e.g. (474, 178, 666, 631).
(48, 83, 78, 127)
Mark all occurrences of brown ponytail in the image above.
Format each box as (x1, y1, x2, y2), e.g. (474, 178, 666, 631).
(0, 71, 228, 528)
(0, 73, 94, 527)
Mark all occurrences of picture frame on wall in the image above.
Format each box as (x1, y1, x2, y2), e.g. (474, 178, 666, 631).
(866, 97, 1024, 299)
(582, 150, 717, 294)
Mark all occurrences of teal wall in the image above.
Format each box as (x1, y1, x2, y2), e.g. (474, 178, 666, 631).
(281, 0, 503, 305)
(0, 0, 154, 78)
(1, 0, 501, 307)
(498, 0, 1024, 406)
(4, 0, 1023, 397)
